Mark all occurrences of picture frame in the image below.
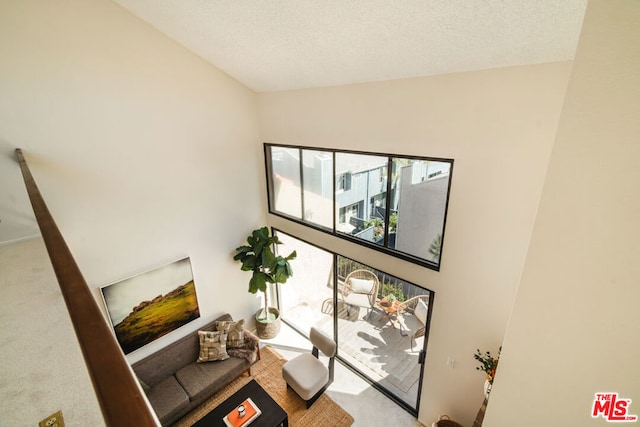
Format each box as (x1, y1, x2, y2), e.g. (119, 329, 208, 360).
(100, 256, 200, 354)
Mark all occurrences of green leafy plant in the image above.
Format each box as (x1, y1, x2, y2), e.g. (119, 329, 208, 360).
(389, 212, 398, 232)
(364, 217, 384, 240)
(473, 346, 501, 384)
(428, 233, 442, 262)
(381, 282, 405, 302)
(234, 227, 296, 321)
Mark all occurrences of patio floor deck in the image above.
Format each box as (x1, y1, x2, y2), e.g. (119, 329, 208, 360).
(283, 297, 425, 406)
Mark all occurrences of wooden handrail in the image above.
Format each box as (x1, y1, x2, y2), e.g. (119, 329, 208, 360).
(15, 149, 159, 426)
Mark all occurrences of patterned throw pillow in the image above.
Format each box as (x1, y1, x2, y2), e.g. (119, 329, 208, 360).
(197, 330, 229, 362)
(214, 319, 245, 348)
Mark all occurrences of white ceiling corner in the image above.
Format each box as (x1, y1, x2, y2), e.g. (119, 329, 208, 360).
(111, 0, 588, 92)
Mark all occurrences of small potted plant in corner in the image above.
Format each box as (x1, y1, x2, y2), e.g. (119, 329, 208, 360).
(234, 226, 296, 339)
(473, 346, 501, 399)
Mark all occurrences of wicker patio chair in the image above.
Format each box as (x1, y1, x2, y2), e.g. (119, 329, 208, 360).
(339, 269, 379, 320)
(396, 294, 430, 350)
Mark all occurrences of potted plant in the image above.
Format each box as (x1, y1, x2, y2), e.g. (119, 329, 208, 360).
(473, 346, 501, 398)
(381, 293, 396, 307)
(234, 227, 296, 338)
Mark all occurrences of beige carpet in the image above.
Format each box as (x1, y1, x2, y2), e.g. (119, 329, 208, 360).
(173, 346, 354, 427)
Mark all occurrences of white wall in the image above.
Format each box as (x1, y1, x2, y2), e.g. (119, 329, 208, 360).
(484, 1, 640, 425)
(0, 1, 264, 424)
(257, 62, 572, 425)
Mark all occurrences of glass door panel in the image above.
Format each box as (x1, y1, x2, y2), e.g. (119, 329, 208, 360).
(276, 232, 335, 339)
(335, 256, 431, 411)
(276, 229, 432, 414)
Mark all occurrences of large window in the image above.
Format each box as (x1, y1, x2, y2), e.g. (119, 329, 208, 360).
(265, 144, 454, 270)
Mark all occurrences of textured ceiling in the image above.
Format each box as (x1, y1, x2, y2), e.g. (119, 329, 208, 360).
(112, 0, 588, 92)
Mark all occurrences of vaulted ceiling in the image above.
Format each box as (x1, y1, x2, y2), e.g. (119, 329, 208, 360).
(112, 0, 588, 92)
(0, 1, 589, 246)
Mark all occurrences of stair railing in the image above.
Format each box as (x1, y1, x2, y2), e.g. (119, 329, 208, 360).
(15, 148, 159, 426)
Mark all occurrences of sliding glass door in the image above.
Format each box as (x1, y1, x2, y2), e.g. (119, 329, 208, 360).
(276, 230, 433, 415)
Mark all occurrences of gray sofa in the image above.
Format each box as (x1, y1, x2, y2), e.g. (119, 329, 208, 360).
(131, 313, 260, 426)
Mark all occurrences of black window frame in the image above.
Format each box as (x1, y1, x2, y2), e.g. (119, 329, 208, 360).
(272, 227, 434, 416)
(264, 143, 454, 271)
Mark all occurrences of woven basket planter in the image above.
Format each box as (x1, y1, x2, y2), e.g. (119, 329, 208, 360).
(255, 307, 281, 339)
(433, 415, 463, 427)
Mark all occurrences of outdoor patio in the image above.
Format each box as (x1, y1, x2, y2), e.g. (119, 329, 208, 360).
(283, 295, 425, 405)
(276, 233, 429, 408)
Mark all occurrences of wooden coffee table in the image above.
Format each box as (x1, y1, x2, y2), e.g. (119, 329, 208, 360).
(377, 297, 402, 329)
(378, 297, 400, 316)
(192, 379, 288, 427)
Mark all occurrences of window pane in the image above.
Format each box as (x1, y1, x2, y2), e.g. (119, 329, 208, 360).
(276, 231, 334, 338)
(302, 149, 333, 229)
(268, 146, 302, 218)
(335, 153, 388, 245)
(390, 159, 451, 263)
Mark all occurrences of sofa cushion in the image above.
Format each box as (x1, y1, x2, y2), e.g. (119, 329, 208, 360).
(214, 319, 245, 348)
(344, 292, 372, 308)
(175, 356, 248, 403)
(136, 374, 151, 392)
(282, 353, 329, 400)
(415, 299, 428, 325)
(146, 375, 190, 425)
(131, 313, 235, 386)
(350, 277, 374, 293)
(197, 330, 229, 362)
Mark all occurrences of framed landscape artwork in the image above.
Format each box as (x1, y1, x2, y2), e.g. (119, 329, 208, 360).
(100, 257, 200, 354)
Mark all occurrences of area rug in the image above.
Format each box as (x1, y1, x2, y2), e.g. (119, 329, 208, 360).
(173, 345, 354, 427)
